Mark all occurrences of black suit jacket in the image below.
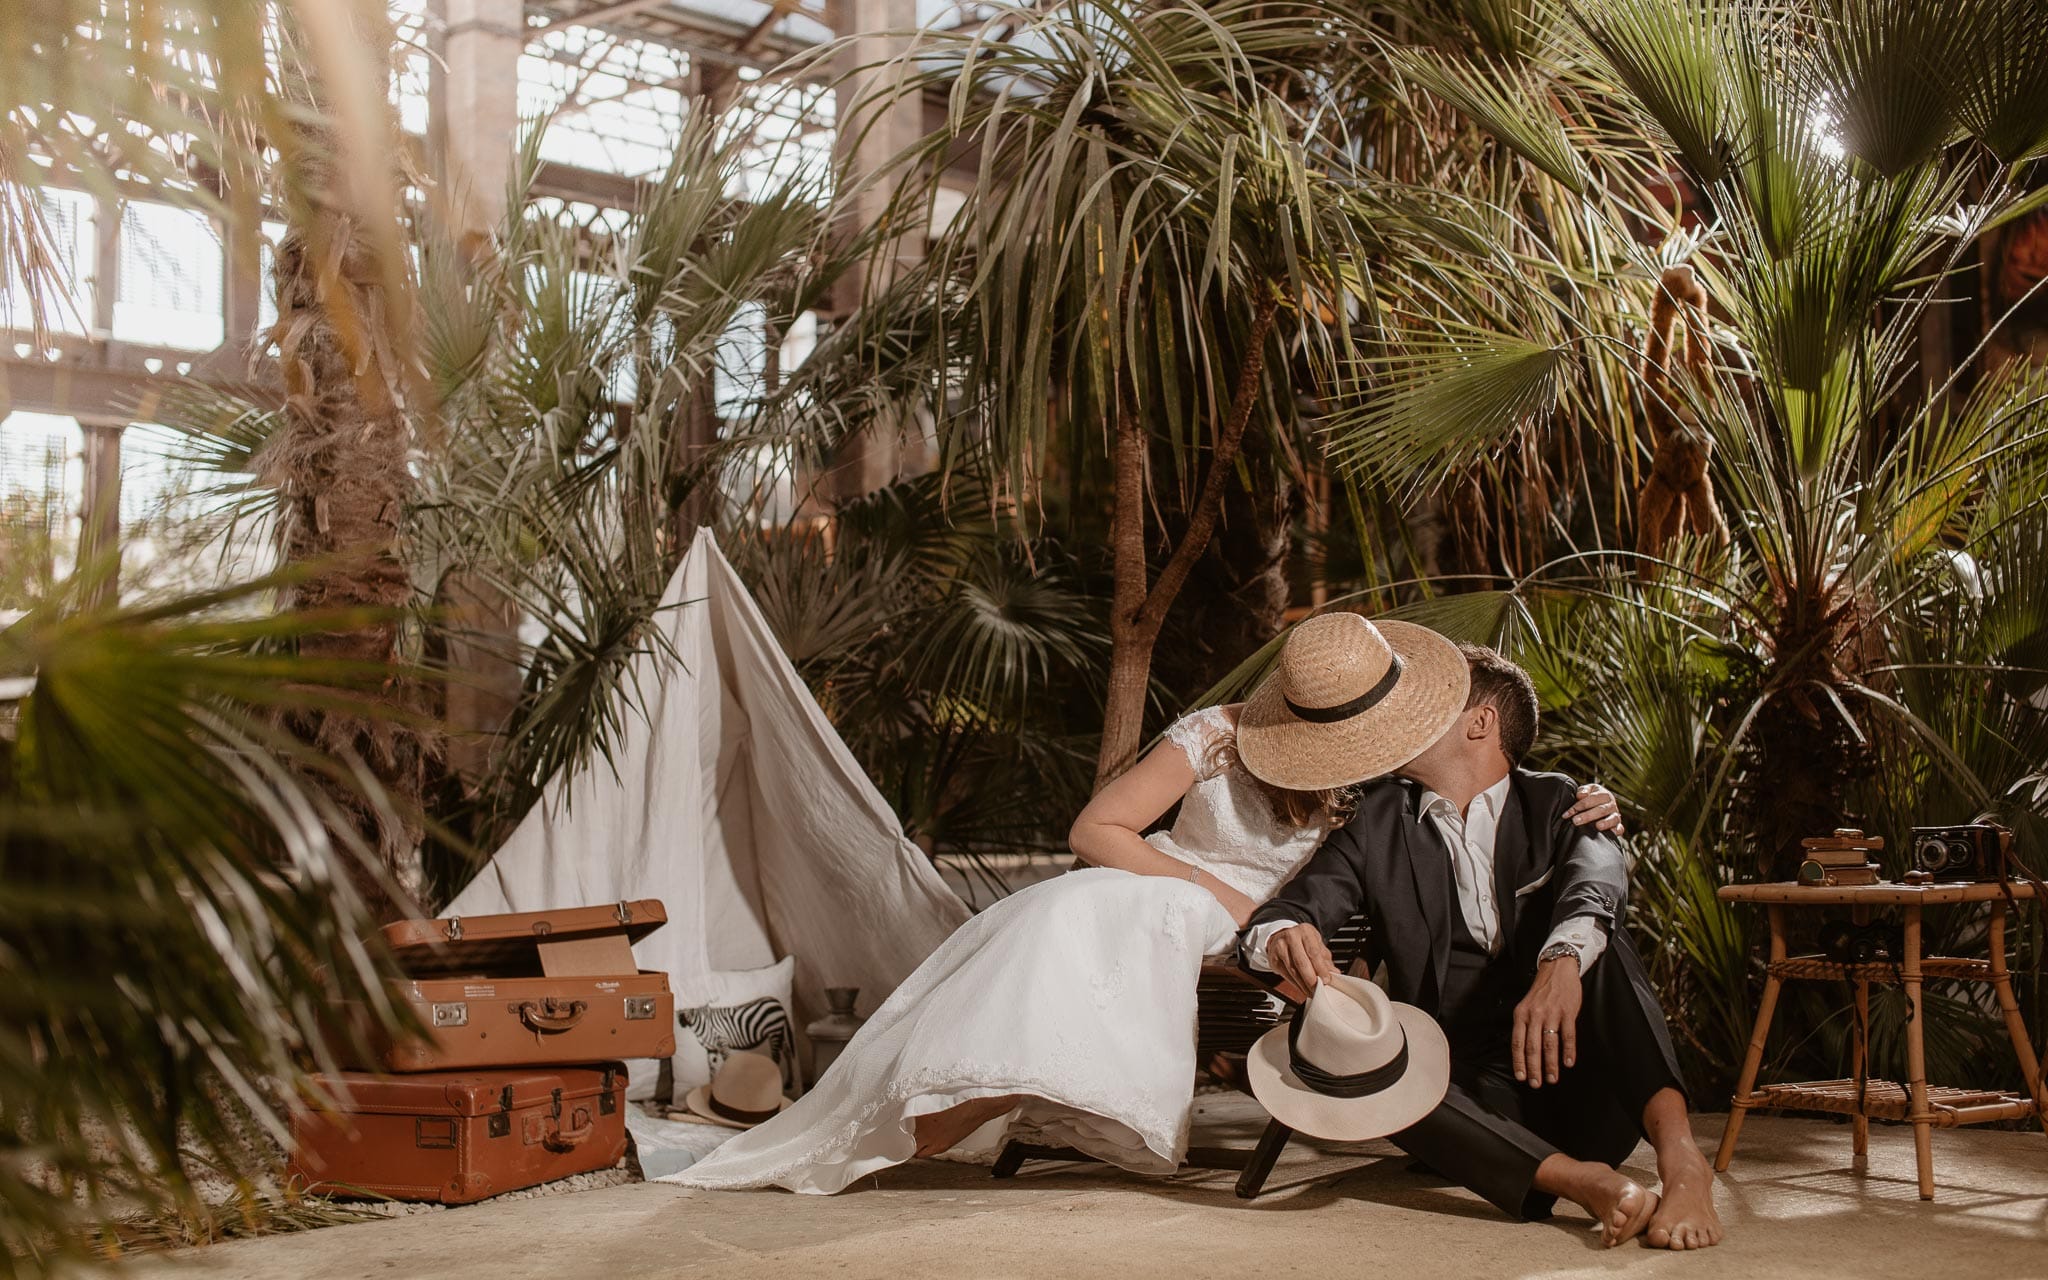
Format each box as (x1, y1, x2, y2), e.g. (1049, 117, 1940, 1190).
(1244, 769, 1628, 1016)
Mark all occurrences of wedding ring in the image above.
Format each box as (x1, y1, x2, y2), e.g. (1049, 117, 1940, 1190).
(1543, 1029, 1558, 1037)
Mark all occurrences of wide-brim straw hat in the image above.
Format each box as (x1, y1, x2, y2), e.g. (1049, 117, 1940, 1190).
(1247, 973, 1450, 1143)
(682, 1050, 792, 1130)
(1236, 613, 1470, 791)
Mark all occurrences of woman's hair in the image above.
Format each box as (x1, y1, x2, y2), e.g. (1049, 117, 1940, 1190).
(1201, 732, 1353, 828)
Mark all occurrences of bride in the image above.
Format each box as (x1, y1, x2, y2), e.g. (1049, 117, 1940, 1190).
(668, 614, 1622, 1194)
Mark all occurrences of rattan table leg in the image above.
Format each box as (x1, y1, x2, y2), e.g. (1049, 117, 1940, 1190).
(1716, 905, 1789, 1173)
(1987, 902, 2048, 1140)
(1903, 905, 1934, 1200)
(1852, 977, 1870, 1168)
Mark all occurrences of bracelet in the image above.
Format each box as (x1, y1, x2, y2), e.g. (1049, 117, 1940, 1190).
(1187, 864, 1202, 884)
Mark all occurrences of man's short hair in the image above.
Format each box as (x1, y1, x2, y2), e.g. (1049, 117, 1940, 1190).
(1458, 643, 1539, 764)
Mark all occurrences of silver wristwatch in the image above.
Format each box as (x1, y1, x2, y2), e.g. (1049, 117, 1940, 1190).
(1539, 941, 1583, 968)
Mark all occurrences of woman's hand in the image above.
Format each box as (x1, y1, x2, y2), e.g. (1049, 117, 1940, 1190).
(1203, 875, 1259, 929)
(1568, 783, 1627, 837)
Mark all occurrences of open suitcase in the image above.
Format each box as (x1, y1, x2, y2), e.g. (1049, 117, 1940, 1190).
(287, 1065, 628, 1203)
(344, 899, 677, 1072)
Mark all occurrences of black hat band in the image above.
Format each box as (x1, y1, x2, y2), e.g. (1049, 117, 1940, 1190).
(1287, 1012, 1411, 1098)
(1284, 652, 1405, 725)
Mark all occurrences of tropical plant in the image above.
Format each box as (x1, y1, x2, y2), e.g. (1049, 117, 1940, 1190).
(785, 0, 1404, 788)
(1314, 0, 2048, 1094)
(0, 573, 414, 1277)
(727, 474, 1107, 902)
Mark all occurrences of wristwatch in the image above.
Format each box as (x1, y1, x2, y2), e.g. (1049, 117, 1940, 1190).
(1539, 941, 1584, 968)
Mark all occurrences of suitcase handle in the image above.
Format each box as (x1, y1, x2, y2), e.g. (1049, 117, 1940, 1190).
(543, 1106, 595, 1152)
(515, 999, 588, 1033)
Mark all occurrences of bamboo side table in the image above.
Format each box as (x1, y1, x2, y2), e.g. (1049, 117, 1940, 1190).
(1713, 881, 2046, 1200)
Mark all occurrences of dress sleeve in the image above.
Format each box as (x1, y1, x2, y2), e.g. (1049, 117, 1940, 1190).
(1163, 706, 1233, 782)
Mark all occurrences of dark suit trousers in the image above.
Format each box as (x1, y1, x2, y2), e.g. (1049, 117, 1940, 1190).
(1386, 927, 1686, 1220)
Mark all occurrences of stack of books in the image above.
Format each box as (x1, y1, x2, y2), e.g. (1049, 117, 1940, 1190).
(1798, 829, 1884, 886)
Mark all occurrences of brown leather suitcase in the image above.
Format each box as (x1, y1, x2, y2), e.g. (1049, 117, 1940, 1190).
(344, 899, 677, 1072)
(287, 1065, 627, 1203)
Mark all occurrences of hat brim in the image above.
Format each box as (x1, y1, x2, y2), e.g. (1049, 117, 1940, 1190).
(1245, 999, 1451, 1143)
(681, 1084, 792, 1130)
(1235, 619, 1470, 791)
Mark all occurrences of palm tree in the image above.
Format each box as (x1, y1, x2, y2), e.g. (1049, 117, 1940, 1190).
(790, 0, 1394, 786)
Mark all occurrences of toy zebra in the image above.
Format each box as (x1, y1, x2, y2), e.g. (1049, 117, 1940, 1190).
(681, 997, 800, 1093)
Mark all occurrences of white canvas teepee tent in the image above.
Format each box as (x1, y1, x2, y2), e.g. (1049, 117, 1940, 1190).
(447, 532, 970, 1095)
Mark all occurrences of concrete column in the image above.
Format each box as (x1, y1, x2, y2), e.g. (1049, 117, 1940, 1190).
(428, 0, 529, 789)
(429, 0, 527, 232)
(821, 0, 929, 500)
(77, 419, 124, 608)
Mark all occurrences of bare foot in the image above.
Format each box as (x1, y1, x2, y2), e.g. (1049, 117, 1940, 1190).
(1578, 1168, 1659, 1248)
(1645, 1145, 1723, 1250)
(913, 1094, 1024, 1157)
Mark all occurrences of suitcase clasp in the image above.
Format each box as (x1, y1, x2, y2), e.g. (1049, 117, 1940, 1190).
(488, 1085, 514, 1138)
(431, 1001, 469, 1028)
(444, 915, 463, 942)
(623, 995, 656, 1021)
(615, 901, 633, 926)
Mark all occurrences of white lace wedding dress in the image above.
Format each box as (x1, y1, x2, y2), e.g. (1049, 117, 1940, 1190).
(666, 707, 1329, 1194)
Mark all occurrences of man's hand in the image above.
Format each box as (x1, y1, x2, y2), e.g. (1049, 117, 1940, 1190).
(1266, 923, 1340, 996)
(1512, 953, 1584, 1088)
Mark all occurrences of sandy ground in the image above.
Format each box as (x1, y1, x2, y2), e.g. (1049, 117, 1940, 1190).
(121, 1102, 2047, 1280)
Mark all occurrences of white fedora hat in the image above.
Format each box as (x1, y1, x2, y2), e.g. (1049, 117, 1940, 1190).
(1235, 613, 1470, 791)
(682, 1050, 792, 1130)
(1247, 973, 1450, 1142)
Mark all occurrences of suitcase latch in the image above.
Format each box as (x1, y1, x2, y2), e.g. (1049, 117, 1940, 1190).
(488, 1085, 514, 1138)
(431, 1001, 469, 1028)
(550, 1087, 564, 1120)
(615, 901, 633, 926)
(623, 995, 656, 1021)
(444, 915, 463, 942)
(599, 1067, 618, 1115)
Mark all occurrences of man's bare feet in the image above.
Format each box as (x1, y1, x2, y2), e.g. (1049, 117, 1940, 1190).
(912, 1094, 1024, 1157)
(1644, 1144, 1723, 1249)
(1581, 1167, 1659, 1248)
(1535, 1154, 1658, 1248)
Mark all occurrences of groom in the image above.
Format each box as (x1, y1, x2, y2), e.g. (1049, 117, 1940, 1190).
(1243, 644, 1722, 1250)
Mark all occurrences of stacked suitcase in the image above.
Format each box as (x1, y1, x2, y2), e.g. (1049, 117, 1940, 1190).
(288, 900, 676, 1204)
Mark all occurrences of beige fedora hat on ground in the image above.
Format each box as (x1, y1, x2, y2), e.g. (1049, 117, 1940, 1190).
(1247, 973, 1451, 1142)
(1235, 612, 1470, 791)
(682, 1051, 792, 1130)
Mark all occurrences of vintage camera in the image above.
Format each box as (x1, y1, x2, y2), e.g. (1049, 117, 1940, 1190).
(1910, 823, 2011, 883)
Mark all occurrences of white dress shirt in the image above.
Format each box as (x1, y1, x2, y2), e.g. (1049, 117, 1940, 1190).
(1244, 774, 1609, 973)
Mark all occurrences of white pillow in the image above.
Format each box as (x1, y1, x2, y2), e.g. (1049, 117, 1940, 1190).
(633, 956, 798, 1103)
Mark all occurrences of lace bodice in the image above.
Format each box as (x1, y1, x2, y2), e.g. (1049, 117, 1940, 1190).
(1144, 706, 1330, 902)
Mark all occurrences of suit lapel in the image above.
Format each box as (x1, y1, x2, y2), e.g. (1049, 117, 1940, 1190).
(1400, 785, 1453, 995)
(1492, 774, 1530, 946)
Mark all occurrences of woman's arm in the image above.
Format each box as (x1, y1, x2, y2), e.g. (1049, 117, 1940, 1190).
(1068, 732, 1261, 927)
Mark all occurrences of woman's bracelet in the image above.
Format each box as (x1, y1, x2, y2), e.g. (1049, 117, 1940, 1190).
(1187, 863, 1201, 885)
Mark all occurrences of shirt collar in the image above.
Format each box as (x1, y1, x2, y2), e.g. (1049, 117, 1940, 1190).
(1417, 773, 1512, 824)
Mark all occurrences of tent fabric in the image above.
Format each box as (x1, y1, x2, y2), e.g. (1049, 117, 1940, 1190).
(447, 532, 971, 1088)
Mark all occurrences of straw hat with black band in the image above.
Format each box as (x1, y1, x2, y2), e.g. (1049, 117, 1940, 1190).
(682, 1051, 792, 1130)
(1235, 612, 1470, 792)
(1247, 973, 1451, 1141)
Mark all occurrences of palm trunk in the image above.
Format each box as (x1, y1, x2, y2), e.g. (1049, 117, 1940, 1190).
(1093, 289, 1282, 788)
(264, 86, 433, 918)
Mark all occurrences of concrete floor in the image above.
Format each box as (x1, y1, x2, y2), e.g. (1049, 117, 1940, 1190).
(125, 1102, 2048, 1280)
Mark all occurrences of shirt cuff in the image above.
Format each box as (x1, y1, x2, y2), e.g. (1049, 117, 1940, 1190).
(1241, 918, 1302, 972)
(1543, 915, 1609, 971)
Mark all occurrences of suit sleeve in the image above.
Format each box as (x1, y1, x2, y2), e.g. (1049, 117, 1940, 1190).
(1547, 804, 1629, 931)
(1243, 819, 1371, 940)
